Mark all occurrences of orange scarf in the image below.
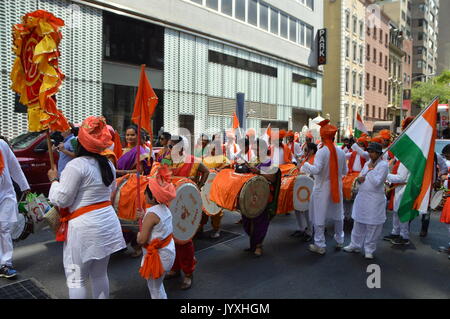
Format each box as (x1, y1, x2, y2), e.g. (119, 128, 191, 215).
(299, 154, 315, 170)
(322, 139, 340, 203)
(0, 150, 4, 175)
(270, 144, 292, 164)
(347, 151, 366, 174)
(388, 160, 401, 211)
(56, 201, 111, 242)
(139, 234, 174, 280)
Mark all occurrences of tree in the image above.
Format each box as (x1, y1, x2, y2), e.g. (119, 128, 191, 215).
(411, 70, 450, 107)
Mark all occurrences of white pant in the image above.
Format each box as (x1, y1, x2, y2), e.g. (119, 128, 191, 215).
(147, 272, 168, 299)
(392, 212, 409, 239)
(64, 255, 111, 299)
(295, 210, 312, 235)
(313, 220, 344, 248)
(343, 202, 353, 219)
(349, 222, 383, 255)
(0, 222, 13, 266)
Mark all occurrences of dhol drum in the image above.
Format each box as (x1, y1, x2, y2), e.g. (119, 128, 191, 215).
(430, 189, 446, 211)
(11, 203, 33, 242)
(238, 176, 270, 219)
(279, 163, 299, 176)
(201, 170, 221, 216)
(276, 175, 297, 215)
(293, 175, 314, 211)
(170, 177, 203, 243)
(342, 173, 360, 201)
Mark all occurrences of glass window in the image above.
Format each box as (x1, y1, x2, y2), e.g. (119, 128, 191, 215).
(235, 0, 246, 21)
(298, 23, 305, 46)
(191, 0, 202, 4)
(345, 38, 350, 58)
(305, 25, 313, 49)
(359, 21, 364, 38)
(353, 42, 357, 61)
(359, 74, 363, 96)
(345, 69, 349, 93)
(206, 0, 218, 10)
(270, 8, 279, 35)
(259, 3, 268, 30)
(221, 0, 232, 16)
(306, 0, 314, 10)
(345, 11, 350, 29)
(352, 72, 357, 95)
(248, 0, 257, 26)
(289, 18, 297, 42)
(280, 14, 288, 39)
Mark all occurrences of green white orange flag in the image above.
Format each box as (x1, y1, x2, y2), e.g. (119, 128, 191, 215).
(354, 112, 368, 138)
(388, 97, 438, 222)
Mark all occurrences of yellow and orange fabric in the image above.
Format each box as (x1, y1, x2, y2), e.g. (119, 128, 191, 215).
(10, 10, 69, 132)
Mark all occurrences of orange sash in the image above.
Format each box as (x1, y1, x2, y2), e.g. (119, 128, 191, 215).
(56, 201, 112, 242)
(322, 140, 340, 203)
(347, 151, 366, 174)
(0, 150, 4, 175)
(139, 233, 174, 280)
(388, 160, 401, 211)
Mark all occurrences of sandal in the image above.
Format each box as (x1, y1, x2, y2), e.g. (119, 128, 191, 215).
(181, 275, 193, 290)
(254, 246, 263, 257)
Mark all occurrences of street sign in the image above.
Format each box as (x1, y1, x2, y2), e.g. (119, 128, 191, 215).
(318, 29, 327, 65)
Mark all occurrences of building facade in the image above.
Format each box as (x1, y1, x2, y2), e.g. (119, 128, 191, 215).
(364, 7, 389, 132)
(0, 0, 324, 141)
(437, 0, 449, 73)
(323, 0, 366, 138)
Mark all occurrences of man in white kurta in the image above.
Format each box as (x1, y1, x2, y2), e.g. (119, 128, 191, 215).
(0, 139, 30, 278)
(301, 121, 347, 254)
(344, 142, 389, 259)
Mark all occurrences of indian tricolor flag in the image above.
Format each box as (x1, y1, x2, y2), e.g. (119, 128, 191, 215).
(354, 113, 368, 138)
(388, 98, 438, 222)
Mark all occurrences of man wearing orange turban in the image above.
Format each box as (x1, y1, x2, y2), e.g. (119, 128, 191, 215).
(286, 130, 301, 164)
(270, 129, 294, 166)
(300, 120, 348, 255)
(378, 129, 393, 161)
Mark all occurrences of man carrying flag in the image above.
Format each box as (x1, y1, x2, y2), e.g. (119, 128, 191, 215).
(383, 98, 439, 246)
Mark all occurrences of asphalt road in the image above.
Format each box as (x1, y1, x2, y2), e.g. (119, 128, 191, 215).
(1, 209, 449, 299)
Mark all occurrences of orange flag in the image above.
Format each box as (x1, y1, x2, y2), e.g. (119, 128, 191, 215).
(131, 65, 159, 134)
(232, 112, 240, 129)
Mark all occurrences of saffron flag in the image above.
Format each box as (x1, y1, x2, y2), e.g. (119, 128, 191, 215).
(388, 98, 438, 222)
(232, 112, 240, 129)
(354, 113, 368, 138)
(131, 65, 158, 134)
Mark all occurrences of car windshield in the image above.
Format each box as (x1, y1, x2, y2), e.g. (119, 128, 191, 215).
(10, 132, 41, 150)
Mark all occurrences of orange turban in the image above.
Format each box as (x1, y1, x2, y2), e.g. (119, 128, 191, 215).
(401, 116, 415, 131)
(371, 136, 383, 144)
(246, 128, 256, 137)
(357, 136, 370, 148)
(378, 129, 391, 140)
(318, 119, 339, 203)
(287, 130, 295, 137)
(279, 129, 287, 139)
(78, 116, 113, 154)
(147, 165, 176, 206)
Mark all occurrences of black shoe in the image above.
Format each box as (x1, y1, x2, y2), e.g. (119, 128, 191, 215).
(290, 230, 304, 238)
(383, 234, 400, 241)
(391, 237, 410, 245)
(302, 234, 313, 242)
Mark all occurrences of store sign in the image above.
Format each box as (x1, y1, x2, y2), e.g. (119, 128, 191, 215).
(318, 29, 327, 65)
(439, 104, 449, 127)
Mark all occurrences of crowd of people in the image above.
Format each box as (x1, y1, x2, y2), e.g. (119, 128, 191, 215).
(0, 115, 449, 299)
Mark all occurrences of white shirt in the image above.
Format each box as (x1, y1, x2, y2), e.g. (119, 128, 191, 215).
(224, 142, 241, 161)
(352, 160, 389, 225)
(386, 162, 410, 213)
(141, 204, 175, 273)
(49, 156, 126, 266)
(345, 151, 364, 172)
(272, 145, 286, 166)
(0, 140, 29, 222)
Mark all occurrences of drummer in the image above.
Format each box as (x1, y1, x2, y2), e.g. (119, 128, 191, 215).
(299, 132, 313, 158)
(243, 138, 282, 257)
(166, 136, 210, 290)
(291, 142, 317, 242)
(270, 130, 293, 167)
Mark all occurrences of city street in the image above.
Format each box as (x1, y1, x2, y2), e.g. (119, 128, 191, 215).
(2, 210, 449, 299)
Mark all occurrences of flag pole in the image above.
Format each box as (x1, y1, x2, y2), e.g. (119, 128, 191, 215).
(45, 130, 56, 170)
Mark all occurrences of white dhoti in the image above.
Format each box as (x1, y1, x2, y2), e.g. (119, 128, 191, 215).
(313, 220, 344, 248)
(349, 222, 384, 255)
(0, 222, 13, 266)
(392, 212, 410, 240)
(295, 210, 312, 235)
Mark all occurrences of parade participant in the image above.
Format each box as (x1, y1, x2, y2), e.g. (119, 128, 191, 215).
(383, 116, 415, 246)
(301, 119, 347, 255)
(286, 130, 301, 164)
(350, 134, 370, 161)
(243, 138, 281, 257)
(155, 132, 172, 163)
(341, 137, 352, 154)
(270, 130, 293, 166)
(0, 139, 30, 279)
(378, 129, 393, 161)
(439, 144, 450, 259)
(136, 165, 176, 299)
(48, 116, 126, 299)
(194, 134, 210, 161)
(223, 130, 240, 161)
(300, 132, 313, 158)
(235, 137, 256, 165)
(116, 125, 151, 177)
(343, 142, 389, 259)
(291, 142, 317, 242)
(53, 127, 76, 177)
(166, 136, 209, 290)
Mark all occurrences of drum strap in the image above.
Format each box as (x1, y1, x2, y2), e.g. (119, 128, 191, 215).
(55, 201, 112, 242)
(139, 234, 174, 280)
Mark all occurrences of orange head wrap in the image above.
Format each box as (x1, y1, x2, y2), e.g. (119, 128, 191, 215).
(78, 116, 113, 154)
(318, 120, 340, 203)
(357, 136, 370, 148)
(401, 116, 415, 131)
(147, 164, 176, 206)
(246, 128, 256, 137)
(287, 130, 295, 137)
(279, 129, 287, 139)
(378, 129, 391, 140)
(371, 136, 383, 144)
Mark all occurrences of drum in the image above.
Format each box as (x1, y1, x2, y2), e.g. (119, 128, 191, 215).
(276, 175, 297, 215)
(238, 175, 270, 219)
(280, 163, 299, 176)
(170, 177, 203, 243)
(201, 170, 221, 216)
(430, 190, 446, 211)
(342, 173, 359, 201)
(293, 175, 314, 211)
(11, 204, 33, 242)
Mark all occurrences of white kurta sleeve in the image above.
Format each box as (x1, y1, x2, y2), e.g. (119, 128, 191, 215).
(351, 143, 370, 161)
(48, 162, 83, 208)
(345, 152, 352, 160)
(436, 153, 448, 175)
(301, 149, 325, 175)
(387, 163, 408, 184)
(366, 162, 389, 188)
(4, 142, 29, 191)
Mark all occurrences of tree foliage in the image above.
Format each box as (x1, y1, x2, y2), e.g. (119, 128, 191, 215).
(411, 70, 450, 107)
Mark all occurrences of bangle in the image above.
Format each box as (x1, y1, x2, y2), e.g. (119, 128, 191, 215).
(50, 177, 59, 183)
